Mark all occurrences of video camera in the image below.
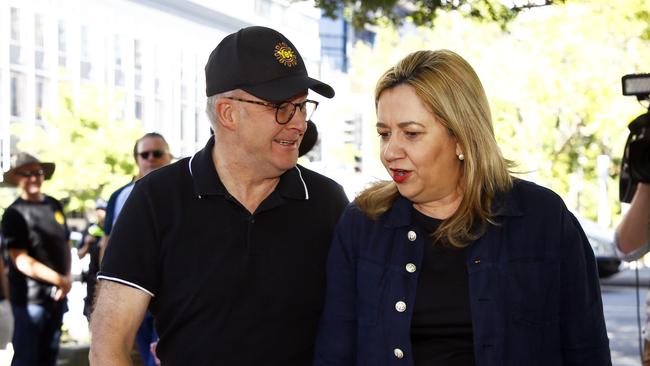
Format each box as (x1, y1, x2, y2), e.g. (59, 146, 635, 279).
(620, 73, 650, 203)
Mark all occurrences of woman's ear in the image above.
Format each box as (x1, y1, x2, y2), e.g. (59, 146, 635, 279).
(455, 142, 463, 157)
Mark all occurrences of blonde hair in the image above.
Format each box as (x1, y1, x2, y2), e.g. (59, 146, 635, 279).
(355, 50, 514, 247)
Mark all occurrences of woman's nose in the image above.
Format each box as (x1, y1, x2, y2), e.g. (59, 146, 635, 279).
(382, 137, 404, 161)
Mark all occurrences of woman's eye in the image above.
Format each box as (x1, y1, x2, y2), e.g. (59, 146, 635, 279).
(377, 131, 390, 138)
(404, 131, 420, 138)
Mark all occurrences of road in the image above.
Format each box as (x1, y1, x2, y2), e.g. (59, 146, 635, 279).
(603, 282, 647, 365)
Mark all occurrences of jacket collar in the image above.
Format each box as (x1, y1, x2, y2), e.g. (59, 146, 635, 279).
(188, 136, 309, 200)
(383, 181, 523, 229)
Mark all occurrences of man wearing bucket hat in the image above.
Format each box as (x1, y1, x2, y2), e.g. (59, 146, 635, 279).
(90, 26, 348, 366)
(1, 152, 71, 366)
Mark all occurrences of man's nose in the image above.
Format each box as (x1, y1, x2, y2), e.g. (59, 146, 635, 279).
(286, 112, 307, 133)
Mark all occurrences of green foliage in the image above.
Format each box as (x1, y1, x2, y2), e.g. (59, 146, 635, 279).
(10, 84, 143, 216)
(311, 0, 563, 29)
(346, 0, 650, 226)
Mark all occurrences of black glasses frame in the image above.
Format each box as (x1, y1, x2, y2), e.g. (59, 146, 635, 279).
(138, 150, 166, 160)
(16, 169, 45, 178)
(224, 97, 319, 125)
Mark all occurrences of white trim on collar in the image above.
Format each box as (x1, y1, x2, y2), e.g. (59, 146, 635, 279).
(295, 166, 309, 200)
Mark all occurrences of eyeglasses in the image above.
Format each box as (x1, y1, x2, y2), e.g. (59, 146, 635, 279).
(225, 97, 319, 125)
(16, 169, 44, 178)
(138, 150, 167, 160)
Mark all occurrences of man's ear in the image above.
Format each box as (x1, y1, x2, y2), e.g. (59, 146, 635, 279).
(215, 98, 237, 131)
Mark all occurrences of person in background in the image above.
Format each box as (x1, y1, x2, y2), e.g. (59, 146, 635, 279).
(99, 132, 172, 366)
(314, 49, 611, 365)
(614, 182, 650, 365)
(90, 26, 348, 366)
(1, 152, 71, 366)
(76, 199, 107, 321)
(0, 238, 13, 351)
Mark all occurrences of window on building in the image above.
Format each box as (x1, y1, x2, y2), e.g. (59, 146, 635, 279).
(154, 46, 163, 96)
(134, 39, 143, 91)
(10, 72, 25, 118)
(135, 95, 143, 120)
(10, 8, 22, 65)
(34, 14, 46, 70)
(58, 20, 67, 67)
(35, 76, 48, 119)
(114, 34, 125, 87)
(80, 26, 92, 80)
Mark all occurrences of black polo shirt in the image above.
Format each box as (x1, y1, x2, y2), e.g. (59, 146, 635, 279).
(99, 136, 349, 366)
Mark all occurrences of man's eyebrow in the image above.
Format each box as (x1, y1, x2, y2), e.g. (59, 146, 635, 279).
(376, 121, 425, 128)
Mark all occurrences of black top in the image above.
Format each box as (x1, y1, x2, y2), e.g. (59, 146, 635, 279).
(99, 136, 349, 366)
(410, 209, 475, 366)
(1, 195, 70, 305)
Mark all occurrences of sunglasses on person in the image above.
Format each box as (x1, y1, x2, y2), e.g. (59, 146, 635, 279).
(16, 169, 45, 178)
(137, 150, 167, 160)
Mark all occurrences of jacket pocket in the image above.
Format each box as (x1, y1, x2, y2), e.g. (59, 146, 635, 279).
(505, 259, 560, 327)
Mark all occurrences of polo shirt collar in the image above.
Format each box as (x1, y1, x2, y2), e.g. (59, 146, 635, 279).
(188, 136, 309, 200)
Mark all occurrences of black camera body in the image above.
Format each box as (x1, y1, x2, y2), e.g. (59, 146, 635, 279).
(620, 73, 650, 203)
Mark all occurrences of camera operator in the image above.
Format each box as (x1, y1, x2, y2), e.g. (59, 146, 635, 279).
(615, 182, 650, 365)
(617, 73, 650, 365)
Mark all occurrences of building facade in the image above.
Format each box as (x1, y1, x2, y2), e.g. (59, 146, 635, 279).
(0, 0, 324, 171)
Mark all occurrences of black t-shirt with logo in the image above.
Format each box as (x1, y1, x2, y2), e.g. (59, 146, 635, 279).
(1, 196, 70, 305)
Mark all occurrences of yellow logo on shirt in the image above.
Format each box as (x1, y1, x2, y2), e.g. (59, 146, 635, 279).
(54, 211, 65, 225)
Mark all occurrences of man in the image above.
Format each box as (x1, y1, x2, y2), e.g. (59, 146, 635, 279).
(76, 199, 107, 320)
(99, 132, 172, 366)
(102, 132, 172, 245)
(1, 152, 71, 366)
(0, 239, 12, 352)
(90, 26, 349, 365)
(615, 182, 650, 365)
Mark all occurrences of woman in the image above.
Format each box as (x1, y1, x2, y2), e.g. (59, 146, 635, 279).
(314, 50, 611, 365)
(1, 152, 71, 366)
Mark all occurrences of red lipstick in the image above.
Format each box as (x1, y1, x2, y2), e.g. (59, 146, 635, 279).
(392, 169, 411, 183)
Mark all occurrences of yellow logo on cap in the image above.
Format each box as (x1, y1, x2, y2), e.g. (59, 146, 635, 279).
(274, 42, 298, 67)
(54, 211, 65, 225)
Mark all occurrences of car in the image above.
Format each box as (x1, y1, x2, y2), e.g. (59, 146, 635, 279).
(576, 216, 622, 279)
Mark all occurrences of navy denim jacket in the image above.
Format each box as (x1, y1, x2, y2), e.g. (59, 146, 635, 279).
(314, 179, 611, 366)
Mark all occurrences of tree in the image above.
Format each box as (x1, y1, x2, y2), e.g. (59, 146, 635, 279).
(345, 0, 650, 225)
(311, 0, 564, 29)
(10, 84, 144, 216)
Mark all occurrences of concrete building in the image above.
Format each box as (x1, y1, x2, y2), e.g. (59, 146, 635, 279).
(0, 0, 324, 170)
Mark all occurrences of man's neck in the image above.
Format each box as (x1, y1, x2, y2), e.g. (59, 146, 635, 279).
(21, 192, 44, 202)
(212, 146, 281, 214)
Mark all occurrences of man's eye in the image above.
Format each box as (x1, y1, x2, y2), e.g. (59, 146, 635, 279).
(277, 102, 292, 111)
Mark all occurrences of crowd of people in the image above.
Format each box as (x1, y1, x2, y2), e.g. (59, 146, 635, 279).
(0, 24, 632, 366)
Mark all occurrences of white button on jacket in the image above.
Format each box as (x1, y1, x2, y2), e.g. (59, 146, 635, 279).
(407, 230, 417, 241)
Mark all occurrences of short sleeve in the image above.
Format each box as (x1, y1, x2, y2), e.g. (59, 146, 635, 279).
(98, 181, 160, 297)
(1, 207, 29, 251)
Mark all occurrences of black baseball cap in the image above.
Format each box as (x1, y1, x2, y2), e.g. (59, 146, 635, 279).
(205, 26, 334, 102)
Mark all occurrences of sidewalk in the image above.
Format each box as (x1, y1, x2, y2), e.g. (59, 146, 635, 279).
(600, 266, 650, 287)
